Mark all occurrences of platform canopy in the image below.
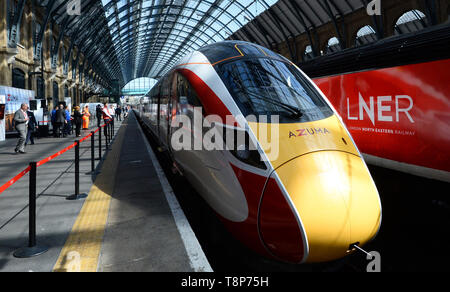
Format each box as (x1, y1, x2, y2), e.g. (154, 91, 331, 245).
(48, 0, 278, 86)
(46, 0, 382, 88)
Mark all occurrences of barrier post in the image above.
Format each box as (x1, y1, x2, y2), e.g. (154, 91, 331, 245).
(112, 119, 115, 137)
(98, 126, 102, 160)
(87, 131, 99, 175)
(67, 141, 88, 201)
(90, 131, 95, 172)
(105, 122, 108, 149)
(109, 120, 112, 140)
(14, 162, 49, 258)
(106, 121, 111, 150)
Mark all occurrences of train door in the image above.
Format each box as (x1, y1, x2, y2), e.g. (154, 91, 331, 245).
(159, 74, 173, 148)
(169, 72, 249, 222)
(149, 84, 160, 134)
(167, 73, 178, 145)
(156, 83, 161, 138)
(170, 72, 201, 174)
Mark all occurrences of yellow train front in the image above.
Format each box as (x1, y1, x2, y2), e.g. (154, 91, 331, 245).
(197, 41, 382, 263)
(250, 115, 382, 263)
(142, 40, 382, 264)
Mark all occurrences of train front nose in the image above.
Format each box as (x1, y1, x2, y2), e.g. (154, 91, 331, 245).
(259, 151, 382, 263)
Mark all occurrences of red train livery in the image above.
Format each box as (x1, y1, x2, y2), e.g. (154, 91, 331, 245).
(314, 59, 450, 182)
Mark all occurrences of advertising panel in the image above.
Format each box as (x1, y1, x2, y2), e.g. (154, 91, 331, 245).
(314, 59, 450, 175)
(0, 86, 36, 133)
(0, 103, 5, 120)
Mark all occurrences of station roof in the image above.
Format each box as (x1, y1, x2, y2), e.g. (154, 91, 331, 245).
(229, 0, 366, 53)
(46, 0, 388, 88)
(48, 0, 279, 86)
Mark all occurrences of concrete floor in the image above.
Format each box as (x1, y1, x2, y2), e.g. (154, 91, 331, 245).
(97, 114, 203, 272)
(0, 120, 120, 272)
(0, 113, 209, 272)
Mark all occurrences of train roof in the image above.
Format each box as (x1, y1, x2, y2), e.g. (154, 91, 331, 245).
(197, 41, 286, 66)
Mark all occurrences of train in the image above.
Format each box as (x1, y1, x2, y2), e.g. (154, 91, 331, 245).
(136, 40, 382, 264)
(305, 24, 450, 183)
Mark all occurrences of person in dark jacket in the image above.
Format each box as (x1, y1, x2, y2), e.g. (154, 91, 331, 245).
(115, 106, 122, 121)
(25, 110, 38, 145)
(64, 106, 72, 136)
(72, 106, 83, 137)
(96, 105, 102, 127)
(51, 106, 58, 137)
(54, 104, 67, 138)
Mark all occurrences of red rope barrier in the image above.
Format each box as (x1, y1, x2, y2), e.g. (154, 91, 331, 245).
(0, 122, 111, 195)
(0, 166, 31, 195)
(36, 142, 77, 167)
(79, 133, 93, 143)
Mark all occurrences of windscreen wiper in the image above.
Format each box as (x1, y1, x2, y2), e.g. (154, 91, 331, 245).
(244, 89, 303, 119)
(231, 68, 303, 119)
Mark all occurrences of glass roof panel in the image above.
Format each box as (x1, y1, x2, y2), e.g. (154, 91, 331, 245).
(100, 0, 278, 81)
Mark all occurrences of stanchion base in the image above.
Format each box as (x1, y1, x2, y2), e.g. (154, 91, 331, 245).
(14, 245, 49, 258)
(66, 193, 88, 201)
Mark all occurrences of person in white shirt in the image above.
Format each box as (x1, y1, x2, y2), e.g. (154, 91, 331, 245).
(13, 103, 30, 154)
(102, 103, 113, 122)
(102, 103, 113, 138)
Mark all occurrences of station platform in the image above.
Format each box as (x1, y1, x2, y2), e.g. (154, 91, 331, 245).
(0, 113, 211, 272)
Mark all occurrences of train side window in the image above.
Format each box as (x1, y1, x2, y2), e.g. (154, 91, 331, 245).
(151, 85, 159, 117)
(160, 77, 169, 112)
(177, 73, 202, 108)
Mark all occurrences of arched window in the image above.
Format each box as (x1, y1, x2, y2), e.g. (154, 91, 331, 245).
(12, 68, 26, 89)
(356, 25, 377, 46)
(61, 46, 65, 67)
(36, 76, 45, 99)
(325, 37, 341, 54)
(51, 36, 57, 56)
(122, 77, 158, 96)
(303, 45, 314, 61)
(395, 10, 427, 35)
(33, 22, 41, 49)
(7, 0, 22, 43)
(73, 88, 77, 103)
(53, 81, 59, 103)
(64, 85, 69, 98)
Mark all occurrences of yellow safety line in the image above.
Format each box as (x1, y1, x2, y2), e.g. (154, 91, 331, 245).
(53, 122, 127, 272)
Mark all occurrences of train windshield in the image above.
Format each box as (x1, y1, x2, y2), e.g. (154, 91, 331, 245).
(217, 58, 333, 123)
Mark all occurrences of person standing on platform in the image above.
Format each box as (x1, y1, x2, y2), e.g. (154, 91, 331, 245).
(115, 106, 122, 121)
(102, 103, 113, 138)
(13, 103, 29, 154)
(82, 105, 91, 129)
(102, 103, 113, 123)
(55, 104, 66, 138)
(96, 104, 102, 127)
(51, 106, 58, 137)
(64, 106, 72, 136)
(25, 109, 38, 146)
(73, 106, 83, 137)
(123, 106, 128, 118)
(109, 105, 115, 119)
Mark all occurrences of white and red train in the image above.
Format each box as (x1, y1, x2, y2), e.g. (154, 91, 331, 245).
(136, 41, 382, 264)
